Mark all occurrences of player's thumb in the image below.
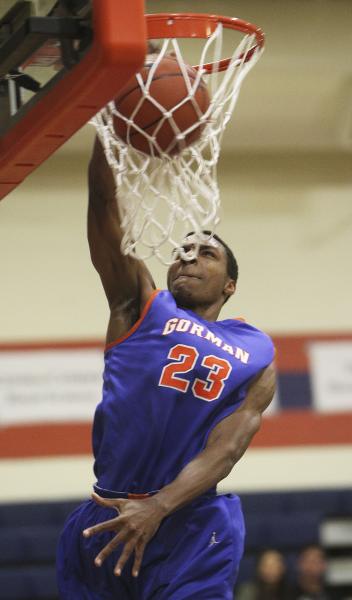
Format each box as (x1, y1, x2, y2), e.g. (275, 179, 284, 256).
(91, 491, 123, 512)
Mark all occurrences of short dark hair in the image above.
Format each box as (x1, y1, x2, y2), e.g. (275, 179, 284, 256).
(200, 231, 238, 283)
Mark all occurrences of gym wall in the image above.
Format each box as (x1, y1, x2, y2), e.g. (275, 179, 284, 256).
(0, 0, 351, 503)
(0, 144, 351, 502)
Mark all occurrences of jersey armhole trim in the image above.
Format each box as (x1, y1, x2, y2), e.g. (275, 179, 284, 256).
(105, 289, 161, 352)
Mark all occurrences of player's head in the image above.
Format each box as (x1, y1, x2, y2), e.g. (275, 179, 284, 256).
(167, 231, 238, 312)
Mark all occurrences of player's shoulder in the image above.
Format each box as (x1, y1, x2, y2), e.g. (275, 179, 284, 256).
(149, 289, 176, 312)
(155, 289, 175, 303)
(143, 289, 181, 324)
(223, 318, 275, 367)
(220, 316, 274, 350)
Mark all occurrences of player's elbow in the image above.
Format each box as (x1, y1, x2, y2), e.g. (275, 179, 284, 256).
(214, 441, 241, 479)
(226, 412, 262, 466)
(214, 448, 236, 481)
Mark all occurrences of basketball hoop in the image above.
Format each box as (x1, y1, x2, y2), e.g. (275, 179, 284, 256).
(92, 13, 265, 265)
(146, 13, 264, 73)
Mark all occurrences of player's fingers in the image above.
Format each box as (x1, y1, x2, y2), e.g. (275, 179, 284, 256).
(113, 539, 136, 576)
(94, 531, 126, 567)
(83, 516, 121, 538)
(132, 540, 146, 578)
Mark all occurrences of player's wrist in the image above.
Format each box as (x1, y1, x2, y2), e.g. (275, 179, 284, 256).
(152, 490, 177, 517)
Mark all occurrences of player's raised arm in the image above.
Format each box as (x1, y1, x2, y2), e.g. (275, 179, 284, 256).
(87, 137, 155, 337)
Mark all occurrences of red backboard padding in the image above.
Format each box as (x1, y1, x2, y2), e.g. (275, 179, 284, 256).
(0, 0, 146, 200)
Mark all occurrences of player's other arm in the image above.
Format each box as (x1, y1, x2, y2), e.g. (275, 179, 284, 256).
(154, 360, 276, 513)
(88, 138, 155, 337)
(83, 361, 276, 577)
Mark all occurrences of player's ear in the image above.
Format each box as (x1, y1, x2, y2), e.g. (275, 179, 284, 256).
(224, 279, 236, 299)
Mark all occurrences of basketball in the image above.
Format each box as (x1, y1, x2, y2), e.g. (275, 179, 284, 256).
(113, 56, 211, 156)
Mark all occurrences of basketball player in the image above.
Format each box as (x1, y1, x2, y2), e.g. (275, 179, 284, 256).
(57, 137, 276, 599)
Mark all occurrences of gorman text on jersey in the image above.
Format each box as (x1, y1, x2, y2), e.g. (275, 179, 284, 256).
(162, 317, 250, 364)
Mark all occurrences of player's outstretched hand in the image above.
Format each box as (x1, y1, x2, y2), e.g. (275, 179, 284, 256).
(82, 492, 167, 577)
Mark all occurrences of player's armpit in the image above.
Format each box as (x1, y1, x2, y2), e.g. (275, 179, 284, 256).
(239, 360, 276, 415)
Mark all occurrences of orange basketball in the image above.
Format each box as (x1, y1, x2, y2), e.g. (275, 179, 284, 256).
(113, 56, 210, 156)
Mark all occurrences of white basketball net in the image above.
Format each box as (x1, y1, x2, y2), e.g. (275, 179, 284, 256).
(91, 23, 263, 264)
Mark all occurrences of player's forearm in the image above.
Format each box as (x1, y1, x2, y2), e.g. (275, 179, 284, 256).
(154, 409, 261, 516)
(154, 448, 234, 516)
(88, 137, 116, 208)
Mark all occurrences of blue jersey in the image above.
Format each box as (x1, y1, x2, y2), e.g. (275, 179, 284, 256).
(92, 290, 274, 494)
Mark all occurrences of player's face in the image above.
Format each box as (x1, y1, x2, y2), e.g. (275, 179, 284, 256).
(167, 238, 235, 310)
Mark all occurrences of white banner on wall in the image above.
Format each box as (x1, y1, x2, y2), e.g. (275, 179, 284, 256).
(0, 349, 104, 426)
(309, 341, 352, 413)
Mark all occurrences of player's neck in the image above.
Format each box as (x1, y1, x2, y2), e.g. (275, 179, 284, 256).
(187, 302, 222, 322)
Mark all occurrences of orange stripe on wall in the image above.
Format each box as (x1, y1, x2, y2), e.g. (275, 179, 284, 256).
(1, 334, 351, 371)
(252, 410, 352, 447)
(1, 412, 352, 459)
(0, 423, 92, 458)
(273, 333, 352, 372)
